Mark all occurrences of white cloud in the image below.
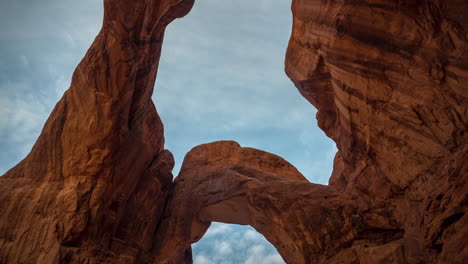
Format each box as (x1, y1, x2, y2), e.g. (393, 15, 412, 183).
(20, 55, 29, 67)
(192, 224, 285, 264)
(204, 223, 232, 237)
(0, 81, 53, 174)
(194, 255, 214, 264)
(215, 241, 233, 256)
(63, 32, 76, 48)
(0, 82, 48, 139)
(244, 229, 262, 241)
(262, 254, 285, 264)
(245, 244, 285, 264)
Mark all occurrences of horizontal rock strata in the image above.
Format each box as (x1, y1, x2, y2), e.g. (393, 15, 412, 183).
(284, 0, 468, 263)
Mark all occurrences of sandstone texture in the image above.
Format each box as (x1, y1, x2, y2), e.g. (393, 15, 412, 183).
(283, 0, 468, 263)
(153, 141, 392, 264)
(1, 0, 467, 264)
(0, 0, 194, 263)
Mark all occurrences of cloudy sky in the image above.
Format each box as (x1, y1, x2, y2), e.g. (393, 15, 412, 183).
(0, 0, 335, 262)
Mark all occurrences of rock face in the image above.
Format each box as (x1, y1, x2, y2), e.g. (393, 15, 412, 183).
(0, 0, 467, 264)
(0, 0, 194, 263)
(284, 0, 468, 263)
(153, 141, 394, 264)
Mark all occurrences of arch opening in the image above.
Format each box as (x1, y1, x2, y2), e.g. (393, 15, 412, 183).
(193, 223, 284, 264)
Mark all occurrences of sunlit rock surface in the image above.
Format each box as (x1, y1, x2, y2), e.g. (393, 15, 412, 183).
(0, 0, 467, 263)
(154, 141, 378, 264)
(0, 0, 194, 263)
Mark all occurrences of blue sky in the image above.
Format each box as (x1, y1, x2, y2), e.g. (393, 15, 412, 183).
(0, 0, 335, 262)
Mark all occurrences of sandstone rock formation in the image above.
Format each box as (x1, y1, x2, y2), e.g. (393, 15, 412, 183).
(153, 141, 393, 264)
(0, 0, 194, 263)
(284, 0, 468, 263)
(0, 0, 467, 264)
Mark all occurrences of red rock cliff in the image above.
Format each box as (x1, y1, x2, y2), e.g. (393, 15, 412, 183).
(0, 0, 467, 264)
(0, 0, 194, 263)
(285, 0, 468, 262)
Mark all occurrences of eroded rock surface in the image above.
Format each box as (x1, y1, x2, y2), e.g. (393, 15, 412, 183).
(154, 138, 460, 264)
(0, 0, 194, 263)
(153, 141, 407, 264)
(0, 0, 467, 264)
(284, 0, 468, 263)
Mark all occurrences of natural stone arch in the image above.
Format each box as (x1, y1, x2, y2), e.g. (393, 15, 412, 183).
(0, 0, 466, 263)
(152, 141, 404, 264)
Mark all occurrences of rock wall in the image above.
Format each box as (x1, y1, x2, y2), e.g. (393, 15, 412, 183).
(284, 0, 468, 263)
(0, 0, 194, 263)
(0, 0, 467, 264)
(286, 0, 468, 198)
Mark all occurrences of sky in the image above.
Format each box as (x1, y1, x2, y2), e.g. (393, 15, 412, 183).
(0, 0, 336, 263)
